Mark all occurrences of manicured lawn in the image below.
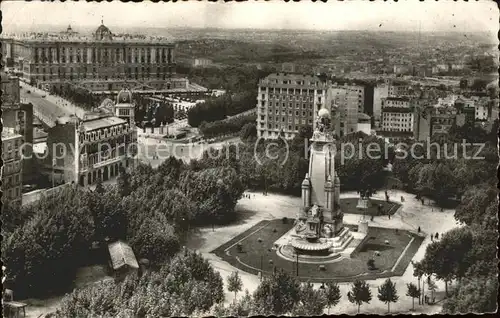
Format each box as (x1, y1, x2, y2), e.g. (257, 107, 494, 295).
(340, 198, 401, 216)
(212, 219, 423, 283)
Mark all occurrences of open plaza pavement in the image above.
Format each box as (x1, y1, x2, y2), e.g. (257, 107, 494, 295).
(186, 189, 458, 315)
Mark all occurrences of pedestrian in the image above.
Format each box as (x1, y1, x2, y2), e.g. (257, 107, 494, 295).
(388, 213, 391, 220)
(424, 295, 428, 304)
(370, 215, 374, 221)
(418, 226, 421, 233)
(435, 232, 439, 239)
(421, 198, 424, 205)
(430, 234, 433, 241)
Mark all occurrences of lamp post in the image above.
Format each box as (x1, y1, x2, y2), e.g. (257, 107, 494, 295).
(296, 250, 299, 277)
(260, 255, 263, 280)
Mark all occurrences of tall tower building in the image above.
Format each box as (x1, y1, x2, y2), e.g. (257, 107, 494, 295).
(114, 88, 135, 125)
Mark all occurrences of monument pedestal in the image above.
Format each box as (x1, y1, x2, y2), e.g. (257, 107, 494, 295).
(358, 220, 369, 234)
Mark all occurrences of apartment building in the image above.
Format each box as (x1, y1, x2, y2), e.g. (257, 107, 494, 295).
(1, 129, 23, 205)
(381, 107, 414, 132)
(256, 73, 328, 139)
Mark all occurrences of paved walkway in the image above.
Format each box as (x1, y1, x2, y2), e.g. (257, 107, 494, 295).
(187, 190, 458, 314)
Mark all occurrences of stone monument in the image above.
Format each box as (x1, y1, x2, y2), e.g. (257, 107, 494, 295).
(276, 105, 356, 260)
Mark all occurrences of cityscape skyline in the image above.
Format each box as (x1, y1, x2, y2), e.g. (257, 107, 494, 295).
(2, 1, 498, 33)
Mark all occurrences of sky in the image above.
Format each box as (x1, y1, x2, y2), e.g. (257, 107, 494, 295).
(1, 0, 498, 33)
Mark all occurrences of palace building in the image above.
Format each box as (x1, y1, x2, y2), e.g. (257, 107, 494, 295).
(1, 22, 176, 85)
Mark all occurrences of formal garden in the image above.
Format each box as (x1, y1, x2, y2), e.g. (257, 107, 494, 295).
(212, 216, 423, 282)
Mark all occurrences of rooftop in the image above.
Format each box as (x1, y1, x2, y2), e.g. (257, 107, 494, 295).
(108, 241, 139, 270)
(2, 128, 22, 140)
(382, 107, 413, 113)
(82, 116, 127, 132)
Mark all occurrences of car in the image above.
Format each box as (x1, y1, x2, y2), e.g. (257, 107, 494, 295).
(26, 90, 31, 94)
(42, 95, 46, 98)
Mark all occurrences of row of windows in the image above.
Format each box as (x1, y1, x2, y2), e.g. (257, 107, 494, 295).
(261, 102, 316, 110)
(2, 173, 21, 187)
(2, 161, 21, 175)
(260, 123, 309, 131)
(84, 147, 127, 167)
(4, 186, 21, 201)
(260, 87, 323, 95)
(262, 110, 314, 118)
(81, 125, 130, 143)
(263, 79, 323, 86)
(262, 95, 320, 103)
(34, 47, 172, 64)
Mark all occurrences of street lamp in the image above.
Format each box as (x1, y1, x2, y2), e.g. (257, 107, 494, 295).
(296, 250, 300, 277)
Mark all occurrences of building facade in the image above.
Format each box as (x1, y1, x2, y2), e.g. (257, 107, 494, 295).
(381, 97, 411, 109)
(381, 107, 414, 132)
(1, 73, 34, 181)
(46, 114, 137, 186)
(1, 129, 23, 205)
(1, 22, 176, 85)
(328, 86, 360, 137)
(257, 73, 328, 139)
(45, 90, 137, 186)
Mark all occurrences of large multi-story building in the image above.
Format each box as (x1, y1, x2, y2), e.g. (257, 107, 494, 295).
(413, 107, 461, 141)
(381, 107, 414, 132)
(257, 73, 328, 139)
(45, 89, 137, 186)
(1, 73, 34, 181)
(373, 83, 389, 123)
(381, 97, 411, 109)
(1, 129, 23, 205)
(328, 86, 360, 137)
(1, 22, 176, 85)
(388, 82, 410, 97)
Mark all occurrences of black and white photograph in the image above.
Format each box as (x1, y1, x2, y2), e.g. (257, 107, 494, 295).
(1, 0, 498, 316)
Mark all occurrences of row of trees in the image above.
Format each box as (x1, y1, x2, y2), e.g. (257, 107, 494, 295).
(412, 181, 498, 313)
(2, 158, 244, 298)
(50, 83, 100, 110)
(392, 121, 498, 205)
(54, 249, 224, 317)
(194, 129, 388, 196)
(199, 114, 256, 139)
(187, 91, 257, 127)
(221, 270, 428, 315)
(134, 95, 175, 126)
(176, 64, 273, 92)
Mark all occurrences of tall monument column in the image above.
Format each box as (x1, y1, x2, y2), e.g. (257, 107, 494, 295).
(300, 104, 345, 235)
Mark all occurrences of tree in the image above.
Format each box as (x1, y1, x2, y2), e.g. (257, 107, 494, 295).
(406, 282, 421, 311)
(347, 280, 372, 313)
(412, 261, 424, 305)
(324, 281, 341, 314)
(252, 269, 301, 315)
(377, 278, 399, 313)
(95, 177, 105, 194)
(442, 274, 498, 314)
(130, 215, 180, 264)
(291, 282, 327, 316)
(240, 122, 257, 141)
(227, 271, 243, 303)
(117, 168, 131, 197)
(427, 277, 437, 302)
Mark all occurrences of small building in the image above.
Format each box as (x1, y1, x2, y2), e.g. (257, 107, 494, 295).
(108, 241, 139, 281)
(357, 113, 372, 135)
